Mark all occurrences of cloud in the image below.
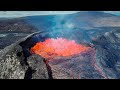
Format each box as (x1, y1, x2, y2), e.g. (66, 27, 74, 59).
(0, 11, 120, 18)
(0, 11, 79, 18)
(103, 11, 120, 15)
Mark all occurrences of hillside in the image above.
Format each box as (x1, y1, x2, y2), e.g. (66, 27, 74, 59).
(0, 18, 38, 49)
(92, 29, 120, 78)
(0, 18, 37, 33)
(24, 11, 120, 30)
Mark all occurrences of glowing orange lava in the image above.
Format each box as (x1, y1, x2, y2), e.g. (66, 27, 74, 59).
(30, 38, 90, 59)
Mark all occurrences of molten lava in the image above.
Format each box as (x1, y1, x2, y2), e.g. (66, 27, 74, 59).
(30, 38, 90, 59)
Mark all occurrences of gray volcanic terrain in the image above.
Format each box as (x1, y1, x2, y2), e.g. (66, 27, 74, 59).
(93, 29, 120, 78)
(0, 18, 38, 49)
(0, 11, 120, 79)
(0, 29, 120, 79)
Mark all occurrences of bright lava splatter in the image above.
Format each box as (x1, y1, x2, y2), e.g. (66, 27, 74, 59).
(30, 38, 90, 59)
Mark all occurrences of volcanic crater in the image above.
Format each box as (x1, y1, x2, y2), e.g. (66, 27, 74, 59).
(1, 11, 120, 79)
(17, 31, 106, 79)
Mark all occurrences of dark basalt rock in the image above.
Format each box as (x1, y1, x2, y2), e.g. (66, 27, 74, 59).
(27, 54, 49, 79)
(93, 29, 120, 79)
(47, 49, 106, 79)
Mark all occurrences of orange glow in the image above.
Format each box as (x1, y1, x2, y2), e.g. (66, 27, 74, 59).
(30, 38, 90, 59)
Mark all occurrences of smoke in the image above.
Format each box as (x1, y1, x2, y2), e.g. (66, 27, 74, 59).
(48, 15, 76, 39)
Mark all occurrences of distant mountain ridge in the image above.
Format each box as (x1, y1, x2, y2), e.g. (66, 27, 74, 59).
(23, 11, 120, 30)
(0, 11, 120, 33)
(1, 11, 120, 49)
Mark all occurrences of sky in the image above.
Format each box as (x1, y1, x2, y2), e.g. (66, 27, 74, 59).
(0, 11, 120, 18)
(0, 11, 79, 18)
(104, 11, 120, 16)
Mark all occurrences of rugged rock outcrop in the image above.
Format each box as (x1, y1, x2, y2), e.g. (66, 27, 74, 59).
(93, 29, 120, 79)
(0, 45, 27, 79)
(0, 32, 49, 79)
(26, 54, 49, 79)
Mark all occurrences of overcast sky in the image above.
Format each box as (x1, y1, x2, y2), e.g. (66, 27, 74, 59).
(0, 11, 120, 18)
(0, 11, 79, 18)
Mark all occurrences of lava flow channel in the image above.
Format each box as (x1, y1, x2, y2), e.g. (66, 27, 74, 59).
(30, 38, 91, 59)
